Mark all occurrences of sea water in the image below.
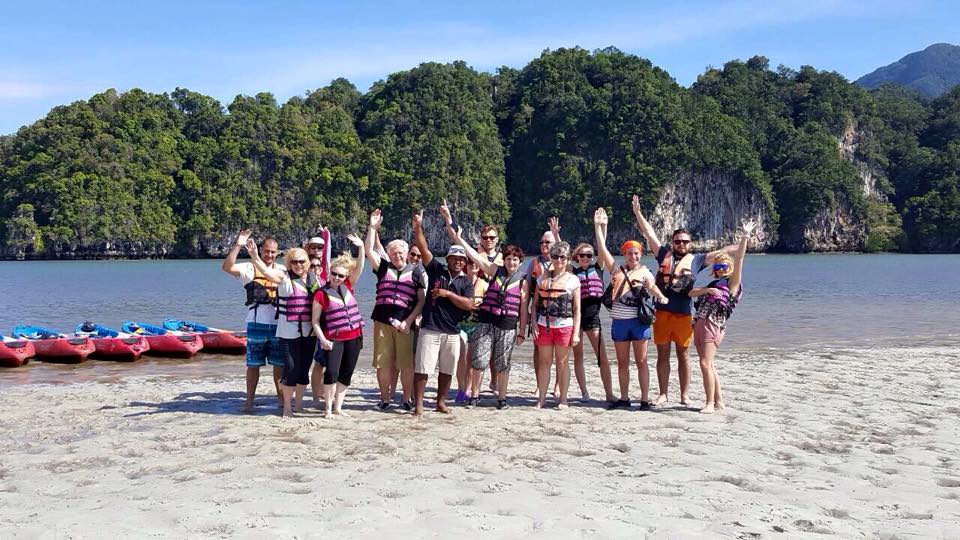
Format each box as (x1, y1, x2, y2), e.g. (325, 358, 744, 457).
(2, 254, 958, 386)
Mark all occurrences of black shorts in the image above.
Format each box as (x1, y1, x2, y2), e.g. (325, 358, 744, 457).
(580, 313, 602, 332)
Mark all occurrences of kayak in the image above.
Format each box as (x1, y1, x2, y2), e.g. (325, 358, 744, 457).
(75, 322, 150, 361)
(121, 321, 203, 357)
(0, 334, 36, 367)
(11, 325, 95, 363)
(162, 319, 247, 354)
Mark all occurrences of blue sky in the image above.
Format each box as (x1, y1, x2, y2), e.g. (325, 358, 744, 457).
(1, 0, 957, 134)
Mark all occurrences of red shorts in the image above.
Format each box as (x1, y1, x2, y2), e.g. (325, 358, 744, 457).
(535, 325, 574, 347)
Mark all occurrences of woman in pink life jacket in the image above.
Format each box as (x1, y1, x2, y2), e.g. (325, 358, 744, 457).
(312, 234, 366, 417)
(570, 241, 616, 404)
(688, 219, 758, 414)
(247, 241, 318, 417)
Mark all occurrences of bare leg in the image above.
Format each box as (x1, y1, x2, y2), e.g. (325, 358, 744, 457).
(413, 373, 428, 417)
(488, 357, 497, 392)
(697, 341, 717, 414)
(456, 340, 469, 393)
(400, 368, 414, 403)
(311, 363, 324, 408)
(323, 383, 335, 416)
(572, 333, 589, 400)
(244, 367, 260, 412)
(294, 384, 306, 413)
(334, 383, 349, 415)
(586, 330, 614, 402)
(654, 343, 671, 405)
(389, 366, 400, 401)
(469, 367, 483, 398)
(613, 340, 632, 401)
(713, 364, 724, 410)
(497, 371, 509, 401)
(272, 366, 283, 405)
(554, 345, 571, 408)
(677, 344, 691, 406)
(632, 340, 650, 403)
(532, 344, 541, 394)
(535, 344, 553, 408)
(376, 367, 392, 402)
(280, 384, 294, 417)
(436, 373, 452, 413)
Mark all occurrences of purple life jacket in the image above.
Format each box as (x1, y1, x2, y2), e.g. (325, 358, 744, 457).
(374, 263, 420, 317)
(276, 273, 314, 323)
(478, 267, 525, 319)
(575, 264, 604, 299)
(321, 284, 365, 339)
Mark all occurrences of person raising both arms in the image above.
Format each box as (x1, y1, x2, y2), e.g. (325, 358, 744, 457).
(364, 209, 427, 412)
(410, 202, 475, 417)
(531, 240, 581, 409)
(594, 208, 669, 410)
(221, 230, 285, 413)
(450, 216, 528, 409)
(632, 195, 743, 407)
(311, 234, 366, 417)
(689, 219, 759, 414)
(246, 240, 320, 417)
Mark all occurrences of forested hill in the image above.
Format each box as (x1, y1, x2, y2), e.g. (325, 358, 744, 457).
(2, 48, 959, 258)
(856, 43, 960, 98)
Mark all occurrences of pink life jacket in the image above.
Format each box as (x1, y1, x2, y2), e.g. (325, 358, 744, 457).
(478, 267, 525, 319)
(321, 284, 365, 339)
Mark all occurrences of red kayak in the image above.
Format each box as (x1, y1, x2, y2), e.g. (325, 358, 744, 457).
(12, 326, 94, 363)
(162, 319, 246, 354)
(122, 322, 203, 358)
(75, 323, 150, 361)
(0, 336, 35, 367)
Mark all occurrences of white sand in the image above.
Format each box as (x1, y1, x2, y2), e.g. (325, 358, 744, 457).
(1, 345, 959, 539)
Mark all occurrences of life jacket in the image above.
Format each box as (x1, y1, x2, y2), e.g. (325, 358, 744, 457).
(244, 266, 278, 312)
(694, 278, 742, 323)
(530, 256, 550, 281)
(478, 251, 504, 281)
(374, 263, 420, 317)
(478, 267, 525, 319)
(575, 264, 604, 300)
(320, 284, 365, 339)
(276, 271, 318, 334)
(656, 250, 697, 296)
(537, 272, 574, 323)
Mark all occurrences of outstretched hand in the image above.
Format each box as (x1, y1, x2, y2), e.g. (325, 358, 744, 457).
(411, 210, 424, 229)
(369, 209, 383, 229)
(548, 216, 560, 236)
(235, 229, 252, 248)
(741, 218, 764, 245)
(594, 207, 608, 226)
(244, 238, 258, 257)
(632, 195, 643, 217)
(439, 199, 453, 226)
(346, 233, 363, 248)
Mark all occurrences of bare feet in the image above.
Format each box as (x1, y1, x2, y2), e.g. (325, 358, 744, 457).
(581, 390, 591, 401)
(535, 401, 544, 409)
(715, 400, 726, 411)
(555, 402, 569, 410)
(679, 395, 691, 407)
(654, 394, 668, 406)
(282, 408, 293, 418)
(700, 404, 715, 415)
(242, 402, 254, 414)
(435, 403, 451, 414)
(334, 409, 349, 417)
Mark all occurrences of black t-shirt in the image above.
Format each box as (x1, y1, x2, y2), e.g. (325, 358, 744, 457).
(573, 263, 604, 321)
(420, 258, 473, 334)
(370, 260, 427, 324)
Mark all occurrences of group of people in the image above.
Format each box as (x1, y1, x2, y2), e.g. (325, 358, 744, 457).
(221, 196, 760, 417)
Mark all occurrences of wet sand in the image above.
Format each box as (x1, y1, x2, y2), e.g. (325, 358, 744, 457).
(1, 344, 959, 538)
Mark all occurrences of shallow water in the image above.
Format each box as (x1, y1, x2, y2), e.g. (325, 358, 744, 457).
(2, 254, 958, 386)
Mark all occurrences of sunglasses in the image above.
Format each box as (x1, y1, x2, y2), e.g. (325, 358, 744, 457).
(310, 264, 322, 269)
(550, 254, 567, 260)
(330, 271, 348, 279)
(290, 259, 308, 265)
(712, 263, 730, 271)
(540, 241, 554, 245)
(408, 254, 422, 260)
(481, 235, 497, 241)
(673, 239, 692, 245)
(577, 253, 594, 259)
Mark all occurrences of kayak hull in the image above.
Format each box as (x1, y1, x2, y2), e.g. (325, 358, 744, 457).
(89, 336, 150, 361)
(0, 339, 35, 367)
(32, 337, 95, 363)
(142, 334, 203, 358)
(197, 331, 247, 354)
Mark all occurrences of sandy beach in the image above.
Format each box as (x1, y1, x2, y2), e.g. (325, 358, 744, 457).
(1, 344, 959, 539)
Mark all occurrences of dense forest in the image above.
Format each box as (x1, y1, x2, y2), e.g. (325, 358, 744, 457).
(1, 47, 958, 258)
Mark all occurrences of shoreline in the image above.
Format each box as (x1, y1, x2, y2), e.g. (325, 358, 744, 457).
(1, 345, 958, 538)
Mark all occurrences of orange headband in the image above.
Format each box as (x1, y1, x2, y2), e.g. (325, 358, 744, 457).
(621, 240, 643, 255)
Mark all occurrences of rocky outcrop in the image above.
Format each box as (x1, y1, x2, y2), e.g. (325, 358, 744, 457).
(630, 171, 776, 252)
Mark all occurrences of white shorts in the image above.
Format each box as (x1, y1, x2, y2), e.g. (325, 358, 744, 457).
(414, 329, 460, 375)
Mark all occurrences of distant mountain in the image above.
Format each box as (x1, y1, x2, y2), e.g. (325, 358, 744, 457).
(856, 43, 960, 97)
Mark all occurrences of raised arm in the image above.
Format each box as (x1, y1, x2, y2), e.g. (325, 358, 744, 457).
(632, 195, 661, 255)
(345, 233, 365, 284)
(453, 228, 498, 277)
(244, 239, 285, 283)
(704, 242, 740, 265)
(364, 209, 384, 270)
(221, 229, 252, 276)
(548, 216, 561, 243)
(593, 208, 615, 272)
(411, 209, 433, 265)
(728, 219, 755, 294)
